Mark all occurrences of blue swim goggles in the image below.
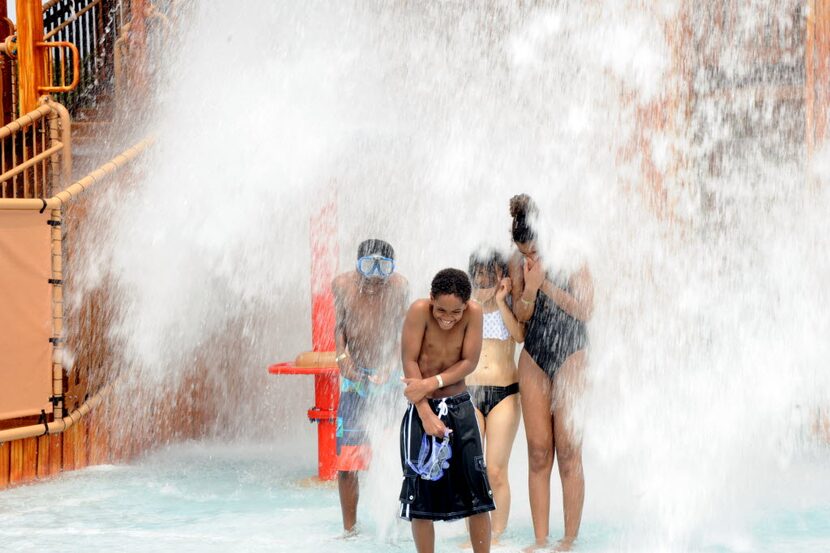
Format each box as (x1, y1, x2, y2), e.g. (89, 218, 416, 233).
(356, 255, 395, 278)
(407, 431, 452, 481)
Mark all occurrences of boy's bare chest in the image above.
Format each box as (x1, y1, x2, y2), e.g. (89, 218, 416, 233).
(420, 324, 465, 369)
(344, 295, 395, 333)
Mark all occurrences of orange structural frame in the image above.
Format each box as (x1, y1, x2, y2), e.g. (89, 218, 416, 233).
(269, 191, 340, 481)
(268, 362, 339, 480)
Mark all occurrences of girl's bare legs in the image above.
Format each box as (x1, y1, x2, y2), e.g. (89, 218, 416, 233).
(474, 407, 486, 442)
(551, 351, 586, 550)
(463, 395, 519, 549)
(518, 349, 554, 550)
(485, 393, 521, 540)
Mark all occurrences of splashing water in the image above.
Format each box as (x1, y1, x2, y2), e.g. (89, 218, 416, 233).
(62, 2, 830, 551)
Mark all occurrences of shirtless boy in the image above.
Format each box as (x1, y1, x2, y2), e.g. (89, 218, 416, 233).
(399, 268, 494, 553)
(332, 238, 408, 535)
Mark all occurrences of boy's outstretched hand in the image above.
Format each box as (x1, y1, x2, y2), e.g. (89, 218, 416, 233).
(421, 412, 451, 438)
(401, 376, 438, 404)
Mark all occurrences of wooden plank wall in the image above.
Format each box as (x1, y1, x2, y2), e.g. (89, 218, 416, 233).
(0, 416, 103, 489)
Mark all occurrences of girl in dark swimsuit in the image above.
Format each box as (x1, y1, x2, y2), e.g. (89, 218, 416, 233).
(507, 194, 594, 552)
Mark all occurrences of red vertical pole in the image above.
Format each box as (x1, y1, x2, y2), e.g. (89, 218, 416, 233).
(310, 195, 337, 353)
(310, 187, 338, 480)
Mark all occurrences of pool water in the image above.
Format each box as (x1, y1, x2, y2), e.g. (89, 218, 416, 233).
(0, 442, 828, 552)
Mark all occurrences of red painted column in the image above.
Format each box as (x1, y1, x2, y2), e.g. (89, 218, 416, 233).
(310, 188, 339, 480)
(310, 195, 337, 353)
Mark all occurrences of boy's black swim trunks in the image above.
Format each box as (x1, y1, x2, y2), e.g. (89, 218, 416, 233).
(399, 391, 495, 521)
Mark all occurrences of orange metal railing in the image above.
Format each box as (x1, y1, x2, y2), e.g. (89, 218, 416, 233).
(0, 97, 69, 199)
(0, 134, 151, 210)
(38, 40, 79, 93)
(41, 0, 124, 118)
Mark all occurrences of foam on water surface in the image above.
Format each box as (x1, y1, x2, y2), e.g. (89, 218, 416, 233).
(0, 442, 828, 552)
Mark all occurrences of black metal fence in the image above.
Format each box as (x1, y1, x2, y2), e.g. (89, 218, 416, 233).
(42, 0, 124, 120)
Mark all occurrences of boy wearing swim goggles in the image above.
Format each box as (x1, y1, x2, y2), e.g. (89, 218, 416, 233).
(399, 268, 494, 553)
(332, 238, 409, 537)
(356, 253, 395, 279)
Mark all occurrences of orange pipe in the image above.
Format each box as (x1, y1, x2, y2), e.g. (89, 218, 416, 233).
(49, 206, 63, 419)
(36, 41, 80, 93)
(44, 96, 71, 191)
(0, 102, 52, 139)
(14, 0, 46, 114)
(0, 141, 63, 183)
(294, 351, 336, 368)
(0, 381, 111, 443)
(269, 192, 341, 481)
(269, 362, 337, 376)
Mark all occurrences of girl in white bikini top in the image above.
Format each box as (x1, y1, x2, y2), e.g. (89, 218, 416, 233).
(466, 250, 525, 388)
(483, 306, 511, 341)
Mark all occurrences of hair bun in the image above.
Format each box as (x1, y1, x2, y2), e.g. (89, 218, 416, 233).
(510, 194, 538, 243)
(509, 194, 535, 219)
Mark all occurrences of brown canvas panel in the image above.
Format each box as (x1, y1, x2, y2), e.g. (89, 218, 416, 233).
(0, 211, 53, 421)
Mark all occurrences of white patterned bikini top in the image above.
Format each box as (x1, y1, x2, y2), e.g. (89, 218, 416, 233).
(482, 309, 511, 341)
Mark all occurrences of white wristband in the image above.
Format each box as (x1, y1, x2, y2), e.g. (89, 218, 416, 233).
(435, 374, 444, 388)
